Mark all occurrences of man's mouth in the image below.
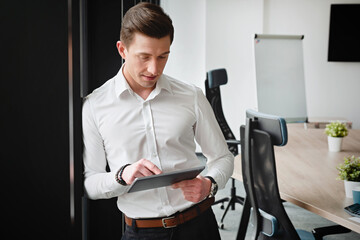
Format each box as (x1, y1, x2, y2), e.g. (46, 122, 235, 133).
(142, 75, 157, 81)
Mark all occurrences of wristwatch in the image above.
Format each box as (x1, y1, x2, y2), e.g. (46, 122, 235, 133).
(206, 176, 218, 198)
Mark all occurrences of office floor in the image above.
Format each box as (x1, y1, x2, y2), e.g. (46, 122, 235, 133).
(212, 180, 360, 240)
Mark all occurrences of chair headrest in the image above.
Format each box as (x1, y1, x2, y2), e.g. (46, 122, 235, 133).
(207, 68, 228, 89)
(246, 109, 288, 146)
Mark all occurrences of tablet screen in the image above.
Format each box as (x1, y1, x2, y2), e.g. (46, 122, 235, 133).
(127, 166, 205, 193)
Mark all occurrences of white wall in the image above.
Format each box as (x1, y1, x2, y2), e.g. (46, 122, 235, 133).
(161, 0, 206, 88)
(263, 0, 360, 129)
(163, 0, 360, 135)
(205, 0, 263, 139)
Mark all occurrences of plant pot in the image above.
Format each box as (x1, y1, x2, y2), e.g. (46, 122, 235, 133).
(328, 136, 343, 152)
(344, 180, 360, 198)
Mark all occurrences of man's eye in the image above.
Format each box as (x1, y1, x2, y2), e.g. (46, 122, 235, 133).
(139, 56, 149, 60)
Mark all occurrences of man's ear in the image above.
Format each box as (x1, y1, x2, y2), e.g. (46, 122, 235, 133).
(116, 41, 127, 59)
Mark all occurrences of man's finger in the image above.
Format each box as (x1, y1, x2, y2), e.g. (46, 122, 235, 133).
(122, 159, 162, 184)
(141, 159, 162, 175)
(138, 167, 159, 177)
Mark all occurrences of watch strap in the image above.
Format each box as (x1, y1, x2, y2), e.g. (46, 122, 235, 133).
(205, 176, 218, 197)
(205, 176, 216, 184)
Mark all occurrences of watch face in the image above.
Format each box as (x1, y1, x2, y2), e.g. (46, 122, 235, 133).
(213, 183, 218, 195)
(206, 176, 218, 197)
(210, 182, 218, 197)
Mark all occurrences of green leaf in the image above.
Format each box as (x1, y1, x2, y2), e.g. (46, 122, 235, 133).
(325, 121, 348, 137)
(337, 156, 360, 181)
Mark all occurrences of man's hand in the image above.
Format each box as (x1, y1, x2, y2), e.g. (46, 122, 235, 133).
(121, 159, 162, 185)
(172, 175, 212, 203)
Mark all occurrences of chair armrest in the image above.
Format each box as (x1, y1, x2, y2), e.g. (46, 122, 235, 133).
(226, 139, 241, 145)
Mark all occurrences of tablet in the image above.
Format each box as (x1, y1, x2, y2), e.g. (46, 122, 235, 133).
(127, 166, 205, 193)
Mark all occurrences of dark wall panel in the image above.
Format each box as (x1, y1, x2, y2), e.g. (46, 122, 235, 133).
(86, 0, 122, 94)
(1, 1, 72, 239)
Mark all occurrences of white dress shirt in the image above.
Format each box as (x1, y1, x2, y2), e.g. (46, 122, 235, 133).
(82, 66, 234, 218)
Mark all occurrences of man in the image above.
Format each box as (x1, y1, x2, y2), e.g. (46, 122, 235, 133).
(82, 3, 234, 240)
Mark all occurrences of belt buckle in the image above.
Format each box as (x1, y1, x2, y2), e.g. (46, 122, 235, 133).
(162, 216, 177, 228)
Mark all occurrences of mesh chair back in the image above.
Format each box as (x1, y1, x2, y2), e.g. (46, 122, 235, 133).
(240, 111, 300, 240)
(205, 74, 238, 156)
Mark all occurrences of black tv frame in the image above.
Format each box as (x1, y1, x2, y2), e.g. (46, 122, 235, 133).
(328, 4, 360, 62)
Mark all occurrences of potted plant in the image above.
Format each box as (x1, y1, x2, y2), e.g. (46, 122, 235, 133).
(325, 121, 348, 152)
(337, 155, 360, 198)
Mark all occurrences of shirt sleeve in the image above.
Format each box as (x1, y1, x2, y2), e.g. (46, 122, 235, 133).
(193, 88, 234, 189)
(82, 96, 130, 199)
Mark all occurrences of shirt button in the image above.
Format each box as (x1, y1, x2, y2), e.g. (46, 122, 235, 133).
(152, 152, 158, 157)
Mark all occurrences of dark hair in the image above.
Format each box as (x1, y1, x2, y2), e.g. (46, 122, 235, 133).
(120, 2, 174, 47)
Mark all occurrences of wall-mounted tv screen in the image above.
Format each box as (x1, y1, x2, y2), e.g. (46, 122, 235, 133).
(328, 4, 360, 62)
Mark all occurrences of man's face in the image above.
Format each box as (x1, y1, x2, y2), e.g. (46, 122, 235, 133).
(117, 33, 171, 95)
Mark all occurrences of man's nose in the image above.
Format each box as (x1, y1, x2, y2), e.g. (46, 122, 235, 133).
(147, 59, 159, 75)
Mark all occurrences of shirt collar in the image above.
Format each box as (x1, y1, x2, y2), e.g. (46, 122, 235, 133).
(155, 74, 173, 95)
(114, 64, 133, 97)
(114, 64, 174, 98)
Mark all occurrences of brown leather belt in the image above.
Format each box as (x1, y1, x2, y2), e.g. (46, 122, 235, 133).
(124, 197, 214, 229)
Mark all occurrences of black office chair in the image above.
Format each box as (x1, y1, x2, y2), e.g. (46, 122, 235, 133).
(237, 109, 345, 240)
(205, 68, 244, 229)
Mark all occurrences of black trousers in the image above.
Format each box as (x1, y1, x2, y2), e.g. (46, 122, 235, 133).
(121, 207, 221, 240)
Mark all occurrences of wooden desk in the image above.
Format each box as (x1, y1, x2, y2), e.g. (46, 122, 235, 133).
(232, 124, 360, 233)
